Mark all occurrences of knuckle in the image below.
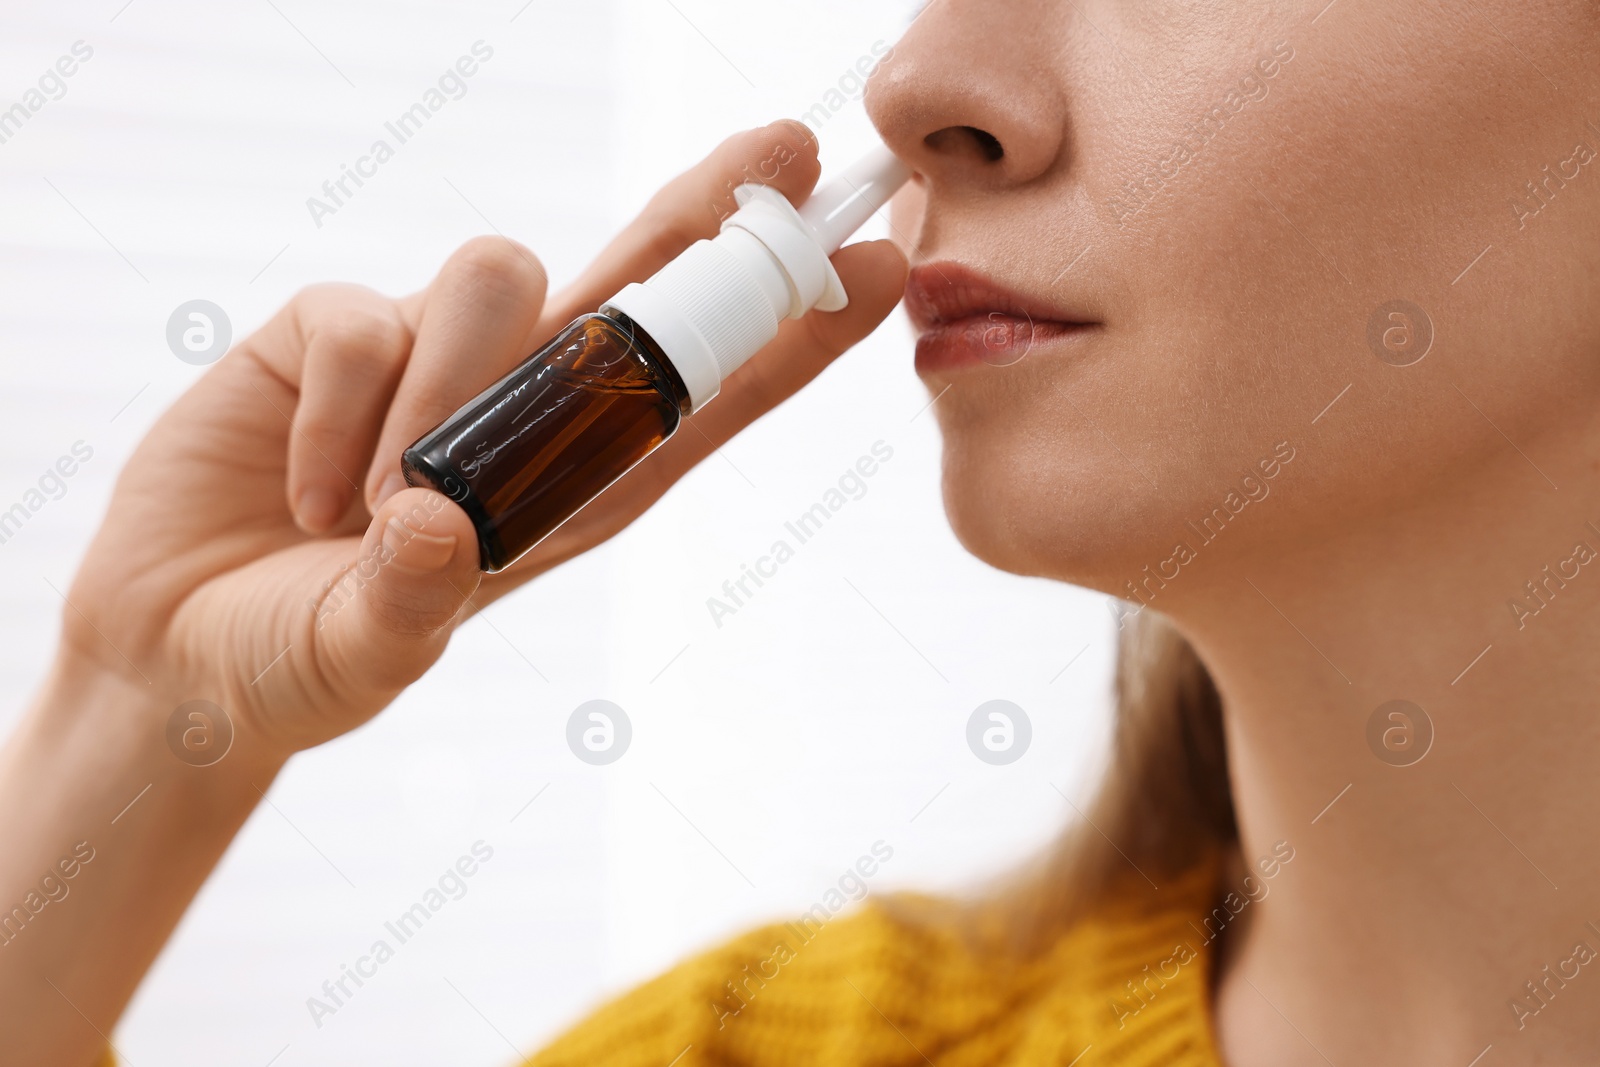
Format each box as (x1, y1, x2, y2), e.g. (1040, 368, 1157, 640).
(447, 236, 546, 301)
(726, 122, 818, 186)
(290, 283, 411, 363)
(295, 405, 358, 448)
(640, 124, 822, 253)
(713, 126, 774, 174)
(290, 280, 347, 309)
(639, 216, 704, 269)
(322, 303, 409, 364)
(281, 283, 342, 344)
(363, 582, 455, 643)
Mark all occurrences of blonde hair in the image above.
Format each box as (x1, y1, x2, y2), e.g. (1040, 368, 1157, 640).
(1008, 610, 1235, 941)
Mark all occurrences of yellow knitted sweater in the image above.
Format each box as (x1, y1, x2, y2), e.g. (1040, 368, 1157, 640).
(523, 861, 1223, 1066)
(98, 861, 1222, 1066)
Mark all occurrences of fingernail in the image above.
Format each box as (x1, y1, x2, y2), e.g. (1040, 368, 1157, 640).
(296, 485, 344, 534)
(382, 520, 458, 575)
(374, 471, 407, 510)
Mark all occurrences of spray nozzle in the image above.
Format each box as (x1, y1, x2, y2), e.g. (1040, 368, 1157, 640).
(602, 141, 913, 412)
(727, 143, 912, 314)
(795, 143, 914, 255)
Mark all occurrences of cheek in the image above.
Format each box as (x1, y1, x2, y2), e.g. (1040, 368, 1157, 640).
(916, 1, 1600, 590)
(1051, 2, 1600, 570)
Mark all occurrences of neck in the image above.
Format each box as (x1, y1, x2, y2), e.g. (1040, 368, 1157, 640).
(1167, 434, 1600, 1065)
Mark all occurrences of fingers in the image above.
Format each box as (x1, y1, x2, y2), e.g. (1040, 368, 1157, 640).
(356, 121, 820, 514)
(538, 120, 823, 330)
(285, 288, 413, 534)
(363, 236, 549, 512)
(316, 488, 482, 697)
(280, 120, 836, 533)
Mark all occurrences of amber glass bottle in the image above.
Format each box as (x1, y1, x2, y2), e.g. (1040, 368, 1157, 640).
(402, 144, 911, 573)
(402, 311, 690, 572)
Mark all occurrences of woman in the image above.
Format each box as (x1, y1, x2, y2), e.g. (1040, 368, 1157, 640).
(5, 0, 1599, 1063)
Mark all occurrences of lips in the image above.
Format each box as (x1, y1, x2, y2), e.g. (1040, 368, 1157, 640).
(904, 261, 1099, 375)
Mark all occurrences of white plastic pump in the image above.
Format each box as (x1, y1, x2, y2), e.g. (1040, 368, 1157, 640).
(601, 143, 913, 412)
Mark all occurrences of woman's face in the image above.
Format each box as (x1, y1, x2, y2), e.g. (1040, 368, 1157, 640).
(867, 0, 1600, 597)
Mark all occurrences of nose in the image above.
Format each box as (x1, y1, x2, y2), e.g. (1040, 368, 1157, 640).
(865, 2, 1068, 190)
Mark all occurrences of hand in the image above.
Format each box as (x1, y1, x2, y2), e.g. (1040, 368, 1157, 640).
(61, 120, 908, 758)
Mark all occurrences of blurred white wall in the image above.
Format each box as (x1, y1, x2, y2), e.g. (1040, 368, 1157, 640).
(0, 2, 1118, 1064)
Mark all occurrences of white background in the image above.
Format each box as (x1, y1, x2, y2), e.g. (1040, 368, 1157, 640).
(0, 2, 1117, 1064)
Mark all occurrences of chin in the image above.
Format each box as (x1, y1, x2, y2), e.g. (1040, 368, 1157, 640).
(931, 372, 1168, 593)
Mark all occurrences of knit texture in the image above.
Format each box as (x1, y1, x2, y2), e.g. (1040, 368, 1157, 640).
(523, 861, 1224, 1067)
(95, 861, 1223, 1065)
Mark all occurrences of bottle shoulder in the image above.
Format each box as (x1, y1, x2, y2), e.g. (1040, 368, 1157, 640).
(586, 310, 694, 417)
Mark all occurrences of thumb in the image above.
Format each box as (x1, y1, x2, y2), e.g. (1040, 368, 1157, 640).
(318, 487, 482, 696)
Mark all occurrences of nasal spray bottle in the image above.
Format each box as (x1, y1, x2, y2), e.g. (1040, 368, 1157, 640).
(402, 143, 912, 571)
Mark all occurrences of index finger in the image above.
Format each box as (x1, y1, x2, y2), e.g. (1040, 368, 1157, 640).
(533, 119, 823, 335)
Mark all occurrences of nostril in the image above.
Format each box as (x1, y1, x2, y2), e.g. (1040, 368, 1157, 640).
(925, 125, 1005, 163)
(967, 128, 1004, 161)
